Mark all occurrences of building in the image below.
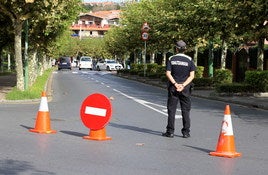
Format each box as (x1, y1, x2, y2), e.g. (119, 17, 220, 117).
(70, 10, 121, 38)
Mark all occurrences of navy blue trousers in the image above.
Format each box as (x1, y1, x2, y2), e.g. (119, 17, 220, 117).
(166, 85, 191, 135)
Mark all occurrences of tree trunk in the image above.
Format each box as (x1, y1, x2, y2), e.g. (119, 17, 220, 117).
(28, 50, 38, 86)
(14, 21, 24, 91)
(208, 40, 214, 77)
(193, 45, 198, 66)
(221, 40, 227, 69)
(162, 51, 166, 66)
(0, 50, 2, 72)
(150, 52, 155, 63)
(257, 38, 264, 70)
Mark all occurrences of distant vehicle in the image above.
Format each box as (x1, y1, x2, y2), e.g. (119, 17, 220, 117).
(79, 56, 93, 70)
(96, 59, 123, 71)
(58, 57, 71, 70)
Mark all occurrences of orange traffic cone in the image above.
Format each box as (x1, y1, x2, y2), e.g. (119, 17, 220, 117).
(83, 128, 111, 141)
(210, 105, 241, 158)
(29, 91, 56, 134)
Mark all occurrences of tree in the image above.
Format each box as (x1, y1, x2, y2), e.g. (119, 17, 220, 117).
(0, 0, 81, 90)
(233, 0, 268, 70)
(0, 12, 14, 72)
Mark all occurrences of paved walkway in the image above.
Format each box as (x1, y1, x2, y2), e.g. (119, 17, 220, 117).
(118, 74, 268, 110)
(0, 74, 16, 101)
(0, 73, 267, 110)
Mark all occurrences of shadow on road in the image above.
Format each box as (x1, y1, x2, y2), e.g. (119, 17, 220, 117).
(20, 124, 32, 130)
(0, 159, 55, 175)
(109, 122, 162, 136)
(183, 145, 212, 153)
(60, 130, 86, 137)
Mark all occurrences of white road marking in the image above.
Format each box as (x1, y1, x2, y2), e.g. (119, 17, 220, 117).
(113, 89, 182, 118)
(75, 71, 182, 119)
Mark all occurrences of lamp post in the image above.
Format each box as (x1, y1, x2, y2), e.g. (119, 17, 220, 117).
(24, 0, 34, 90)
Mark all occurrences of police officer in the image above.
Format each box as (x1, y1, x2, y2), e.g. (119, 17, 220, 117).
(162, 40, 196, 138)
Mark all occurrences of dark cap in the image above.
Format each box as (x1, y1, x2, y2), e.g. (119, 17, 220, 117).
(175, 40, 187, 49)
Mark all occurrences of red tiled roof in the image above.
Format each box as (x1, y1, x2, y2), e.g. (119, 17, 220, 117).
(81, 10, 121, 20)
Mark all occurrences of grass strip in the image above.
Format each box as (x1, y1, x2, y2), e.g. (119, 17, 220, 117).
(6, 68, 54, 100)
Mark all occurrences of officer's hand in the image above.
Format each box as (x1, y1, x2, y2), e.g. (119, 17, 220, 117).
(176, 84, 184, 92)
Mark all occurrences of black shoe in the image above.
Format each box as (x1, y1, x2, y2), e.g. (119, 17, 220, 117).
(162, 132, 174, 138)
(182, 133, 190, 138)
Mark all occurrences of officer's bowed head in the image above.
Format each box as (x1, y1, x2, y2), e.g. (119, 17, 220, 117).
(175, 40, 187, 51)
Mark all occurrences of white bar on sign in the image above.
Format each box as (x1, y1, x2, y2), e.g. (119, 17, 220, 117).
(85, 106, 107, 117)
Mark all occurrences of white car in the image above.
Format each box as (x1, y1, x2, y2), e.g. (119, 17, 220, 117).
(96, 59, 123, 71)
(79, 56, 93, 70)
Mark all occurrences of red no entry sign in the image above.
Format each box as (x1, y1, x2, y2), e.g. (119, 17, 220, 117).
(80, 93, 112, 130)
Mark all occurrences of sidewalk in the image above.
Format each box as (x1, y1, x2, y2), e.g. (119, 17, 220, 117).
(0, 74, 16, 101)
(0, 73, 267, 110)
(117, 74, 268, 110)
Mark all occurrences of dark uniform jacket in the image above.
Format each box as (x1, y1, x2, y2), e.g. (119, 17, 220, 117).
(166, 53, 196, 96)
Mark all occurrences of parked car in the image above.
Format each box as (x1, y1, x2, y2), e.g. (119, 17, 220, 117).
(79, 56, 93, 70)
(58, 56, 71, 70)
(96, 59, 123, 71)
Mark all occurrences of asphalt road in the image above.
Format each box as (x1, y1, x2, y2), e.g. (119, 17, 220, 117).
(0, 69, 268, 175)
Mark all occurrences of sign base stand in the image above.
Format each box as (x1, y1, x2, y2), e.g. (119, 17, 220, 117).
(83, 128, 112, 141)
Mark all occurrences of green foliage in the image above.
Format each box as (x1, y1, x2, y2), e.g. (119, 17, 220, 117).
(146, 63, 158, 73)
(118, 64, 267, 93)
(213, 69, 233, 84)
(117, 69, 130, 75)
(245, 70, 268, 92)
(0, 72, 14, 76)
(52, 33, 111, 59)
(193, 77, 214, 87)
(160, 75, 168, 82)
(104, 0, 266, 64)
(195, 66, 204, 78)
(129, 63, 139, 75)
(6, 68, 54, 100)
(128, 63, 166, 78)
(215, 83, 254, 94)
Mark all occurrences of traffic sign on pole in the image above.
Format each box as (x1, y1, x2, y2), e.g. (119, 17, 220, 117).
(141, 22, 150, 32)
(141, 32, 149, 41)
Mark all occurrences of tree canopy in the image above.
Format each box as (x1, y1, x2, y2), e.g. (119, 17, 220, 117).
(0, 0, 81, 90)
(105, 0, 267, 69)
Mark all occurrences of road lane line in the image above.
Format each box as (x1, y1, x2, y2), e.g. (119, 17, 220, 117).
(113, 89, 182, 118)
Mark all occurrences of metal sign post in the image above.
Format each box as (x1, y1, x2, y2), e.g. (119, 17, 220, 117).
(141, 22, 150, 77)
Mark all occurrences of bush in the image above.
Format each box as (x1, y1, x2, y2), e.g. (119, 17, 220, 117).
(195, 66, 204, 78)
(214, 69, 233, 84)
(117, 69, 130, 75)
(160, 75, 168, 82)
(129, 63, 139, 75)
(193, 77, 214, 87)
(146, 63, 158, 73)
(245, 70, 268, 92)
(215, 83, 254, 93)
